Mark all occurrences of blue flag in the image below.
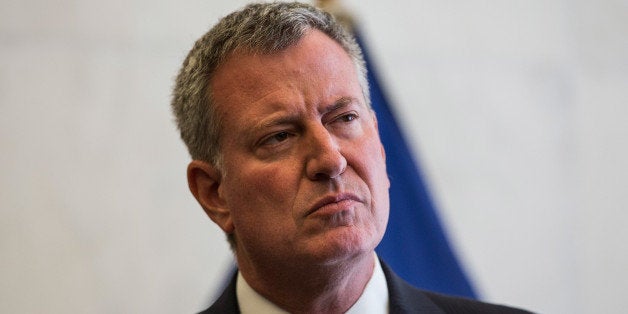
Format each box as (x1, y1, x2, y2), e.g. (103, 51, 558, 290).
(355, 31, 477, 298)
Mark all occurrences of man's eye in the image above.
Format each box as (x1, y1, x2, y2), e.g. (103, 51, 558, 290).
(273, 132, 289, 141)
(263, 131, 290, 145)
(338, 113, 358, 122)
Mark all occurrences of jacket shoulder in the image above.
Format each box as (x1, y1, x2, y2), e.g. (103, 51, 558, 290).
(380, 258, 533, 314)
(422, 290, 534, 314)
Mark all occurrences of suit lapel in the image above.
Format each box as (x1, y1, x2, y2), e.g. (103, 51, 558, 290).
(381, 259, 445, 314)
(203, 260, 445, 314)
(198, 270, 240, 314)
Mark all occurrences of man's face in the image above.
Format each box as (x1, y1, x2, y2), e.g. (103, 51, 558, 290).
(208, 30, 389, 266)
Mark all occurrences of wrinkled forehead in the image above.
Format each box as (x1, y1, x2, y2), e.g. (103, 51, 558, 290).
(216, 31, 362, 97)
(209, 29, 366, 134)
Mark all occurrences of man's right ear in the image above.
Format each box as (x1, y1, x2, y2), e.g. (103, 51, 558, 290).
(187, 160, 234, 234)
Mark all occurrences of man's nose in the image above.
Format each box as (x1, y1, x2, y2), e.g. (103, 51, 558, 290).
(305, 126, 347, 180)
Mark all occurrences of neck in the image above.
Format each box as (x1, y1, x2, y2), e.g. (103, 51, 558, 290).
(237, 252, 375, 314)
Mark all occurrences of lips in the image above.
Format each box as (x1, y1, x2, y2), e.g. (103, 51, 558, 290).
(307, 193, 361, 216)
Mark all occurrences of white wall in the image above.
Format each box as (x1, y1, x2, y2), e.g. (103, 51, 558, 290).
(1, 0, 626, 313)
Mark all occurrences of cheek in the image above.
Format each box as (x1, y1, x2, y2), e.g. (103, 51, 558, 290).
(359, 137, 388, 182)
(225, 163, 303, 248)
(225, 162, 301, 215)
(359, 145, 390, 232)
(354, 136, 390, 213)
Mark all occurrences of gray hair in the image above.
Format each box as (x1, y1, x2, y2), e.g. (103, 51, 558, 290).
(171, 1, 369, 170)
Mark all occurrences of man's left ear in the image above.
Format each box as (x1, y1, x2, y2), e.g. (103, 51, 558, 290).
(187, 160, 234, 234)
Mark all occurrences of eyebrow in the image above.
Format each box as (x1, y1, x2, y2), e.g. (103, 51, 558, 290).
(244, 109, 299, 143)
(259, 97, 359, 127)
(244, 97, 361, 142)
(323, 97, 355, 112)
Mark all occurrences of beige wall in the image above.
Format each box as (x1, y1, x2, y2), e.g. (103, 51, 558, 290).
(1, 0, 626, 313)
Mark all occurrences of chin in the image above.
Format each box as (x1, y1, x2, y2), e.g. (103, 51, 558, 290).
(302, 226, 379, 264)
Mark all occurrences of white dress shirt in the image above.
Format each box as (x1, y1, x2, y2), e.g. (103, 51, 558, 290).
(237, 254, 389, 314)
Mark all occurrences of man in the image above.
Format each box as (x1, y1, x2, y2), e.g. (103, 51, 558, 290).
(172, 2, 531, 313)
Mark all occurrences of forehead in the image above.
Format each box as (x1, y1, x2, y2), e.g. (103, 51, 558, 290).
(209, 29, 364, 125)
(212, 31, 355, 90)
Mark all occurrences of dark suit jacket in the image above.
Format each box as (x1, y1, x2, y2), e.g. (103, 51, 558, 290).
(199, 260, 532, 313)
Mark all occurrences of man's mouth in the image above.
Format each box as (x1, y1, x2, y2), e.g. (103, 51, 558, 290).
(307, 193, 361, 217)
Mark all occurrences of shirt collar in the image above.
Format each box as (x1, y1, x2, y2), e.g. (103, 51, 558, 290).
(236, 270, 288, 314)
(236, 254, 389, 314)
